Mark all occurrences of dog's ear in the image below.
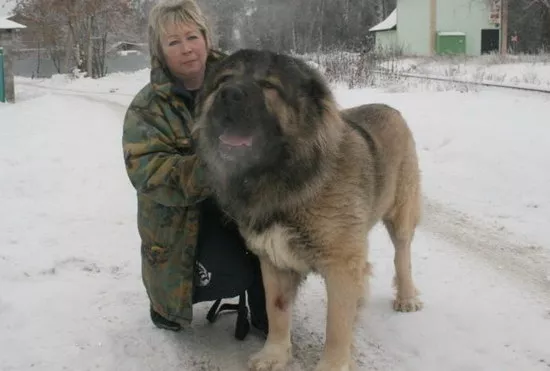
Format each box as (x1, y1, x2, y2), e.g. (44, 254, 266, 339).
(304, 75, 331, 113)
(299, 59, 330, 100)
(305, 76, 324, 99)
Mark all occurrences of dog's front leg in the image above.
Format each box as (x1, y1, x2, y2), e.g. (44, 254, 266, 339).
(315, 261, 365, 371)
(248, 257, 301, 371)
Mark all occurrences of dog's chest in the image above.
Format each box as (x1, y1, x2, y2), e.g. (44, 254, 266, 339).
(243, 224, 310, 273)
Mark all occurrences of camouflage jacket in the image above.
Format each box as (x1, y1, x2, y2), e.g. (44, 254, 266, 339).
(122, 51, 225, 326)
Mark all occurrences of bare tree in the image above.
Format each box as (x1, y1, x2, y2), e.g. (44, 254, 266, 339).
(521, 0, 550, 49)
(199, 0, 396, 53)
(14, 0, 138, 78)
(506, 0, 550, 52)
(11, 0, 550, 81)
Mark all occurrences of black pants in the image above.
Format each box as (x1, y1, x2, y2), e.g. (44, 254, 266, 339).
(193, 198, 268, 336)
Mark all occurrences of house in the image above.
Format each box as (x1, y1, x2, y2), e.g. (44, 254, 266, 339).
(369, 0, 503, 56)
(107, 41, 148, 56)
(1, 17, 26, 103)
(369, 9, 398, 52)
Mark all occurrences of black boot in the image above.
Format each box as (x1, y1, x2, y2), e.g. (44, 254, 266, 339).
(150, 307, 182, 332)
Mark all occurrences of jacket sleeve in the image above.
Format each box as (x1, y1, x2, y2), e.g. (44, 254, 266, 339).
(122, 104, 211, 207)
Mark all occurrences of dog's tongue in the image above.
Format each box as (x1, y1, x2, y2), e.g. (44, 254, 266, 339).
(219, 133, 253, 147)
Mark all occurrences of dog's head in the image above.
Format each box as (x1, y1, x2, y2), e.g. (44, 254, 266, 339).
(195, 49, 344, 212)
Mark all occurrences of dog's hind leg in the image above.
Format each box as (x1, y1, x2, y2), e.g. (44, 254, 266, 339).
(248, 258, 301, 371)
(383, 172, 423, 312)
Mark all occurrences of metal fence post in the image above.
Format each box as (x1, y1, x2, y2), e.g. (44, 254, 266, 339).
(0, 47, 5, 103)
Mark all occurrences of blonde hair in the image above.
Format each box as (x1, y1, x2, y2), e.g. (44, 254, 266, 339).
(148, 0, 212, 62)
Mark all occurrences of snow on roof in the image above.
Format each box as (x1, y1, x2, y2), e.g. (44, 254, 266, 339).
(438, 31, 466, 36)
(0, 0, 16, 17)
(0, 17, 26, 30)
(369, 9, 397, 32)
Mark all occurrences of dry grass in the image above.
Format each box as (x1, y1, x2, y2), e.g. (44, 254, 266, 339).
(294, 49, 550, 93)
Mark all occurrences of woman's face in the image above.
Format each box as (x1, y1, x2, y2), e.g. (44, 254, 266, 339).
(160, 21, 208, 89)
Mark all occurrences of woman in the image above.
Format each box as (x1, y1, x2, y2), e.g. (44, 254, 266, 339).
(122, 0, 267, 337)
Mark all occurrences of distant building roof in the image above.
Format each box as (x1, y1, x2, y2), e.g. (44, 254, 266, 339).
(369, 9, 397, 32)
(107, 41, 147, 53)
(0, 17, 26, 30)
(438, 31, 466, 36)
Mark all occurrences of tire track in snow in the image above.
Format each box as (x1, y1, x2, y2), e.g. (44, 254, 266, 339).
(16, 81, 131, 113)
(421, 197, 550, 301)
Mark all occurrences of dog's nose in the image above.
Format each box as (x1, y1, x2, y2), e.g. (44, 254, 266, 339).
(219, 85, 245, 104)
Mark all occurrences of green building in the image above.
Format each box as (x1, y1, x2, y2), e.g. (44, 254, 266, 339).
(369, 0, 502, 56)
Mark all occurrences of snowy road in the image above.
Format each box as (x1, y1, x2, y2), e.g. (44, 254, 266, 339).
(1, 78, 549, 371)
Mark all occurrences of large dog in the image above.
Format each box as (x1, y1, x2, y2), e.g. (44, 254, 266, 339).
(195, 49, 423, 371)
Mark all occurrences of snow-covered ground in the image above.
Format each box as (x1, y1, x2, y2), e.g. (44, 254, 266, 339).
(1, 68, 550, 371)
(379, 54, 550, 90)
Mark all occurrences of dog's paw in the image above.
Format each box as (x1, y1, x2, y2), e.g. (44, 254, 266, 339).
(248, 343, 292, 371)
(393, 296, 423, 312)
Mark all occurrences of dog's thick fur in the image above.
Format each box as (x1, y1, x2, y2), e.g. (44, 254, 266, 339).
(195, 49, 423, 371)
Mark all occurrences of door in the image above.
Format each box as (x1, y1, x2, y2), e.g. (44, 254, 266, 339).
(481, 29, 500, 54)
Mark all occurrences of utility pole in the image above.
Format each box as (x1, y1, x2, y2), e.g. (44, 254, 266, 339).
(501, 0, 508, 54)
(430, 0, 437, 55)
(87, 16, 94, 77)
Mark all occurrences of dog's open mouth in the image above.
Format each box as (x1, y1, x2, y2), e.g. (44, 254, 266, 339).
(217, 131, 256, 161)
(219, 132, 253, 147)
